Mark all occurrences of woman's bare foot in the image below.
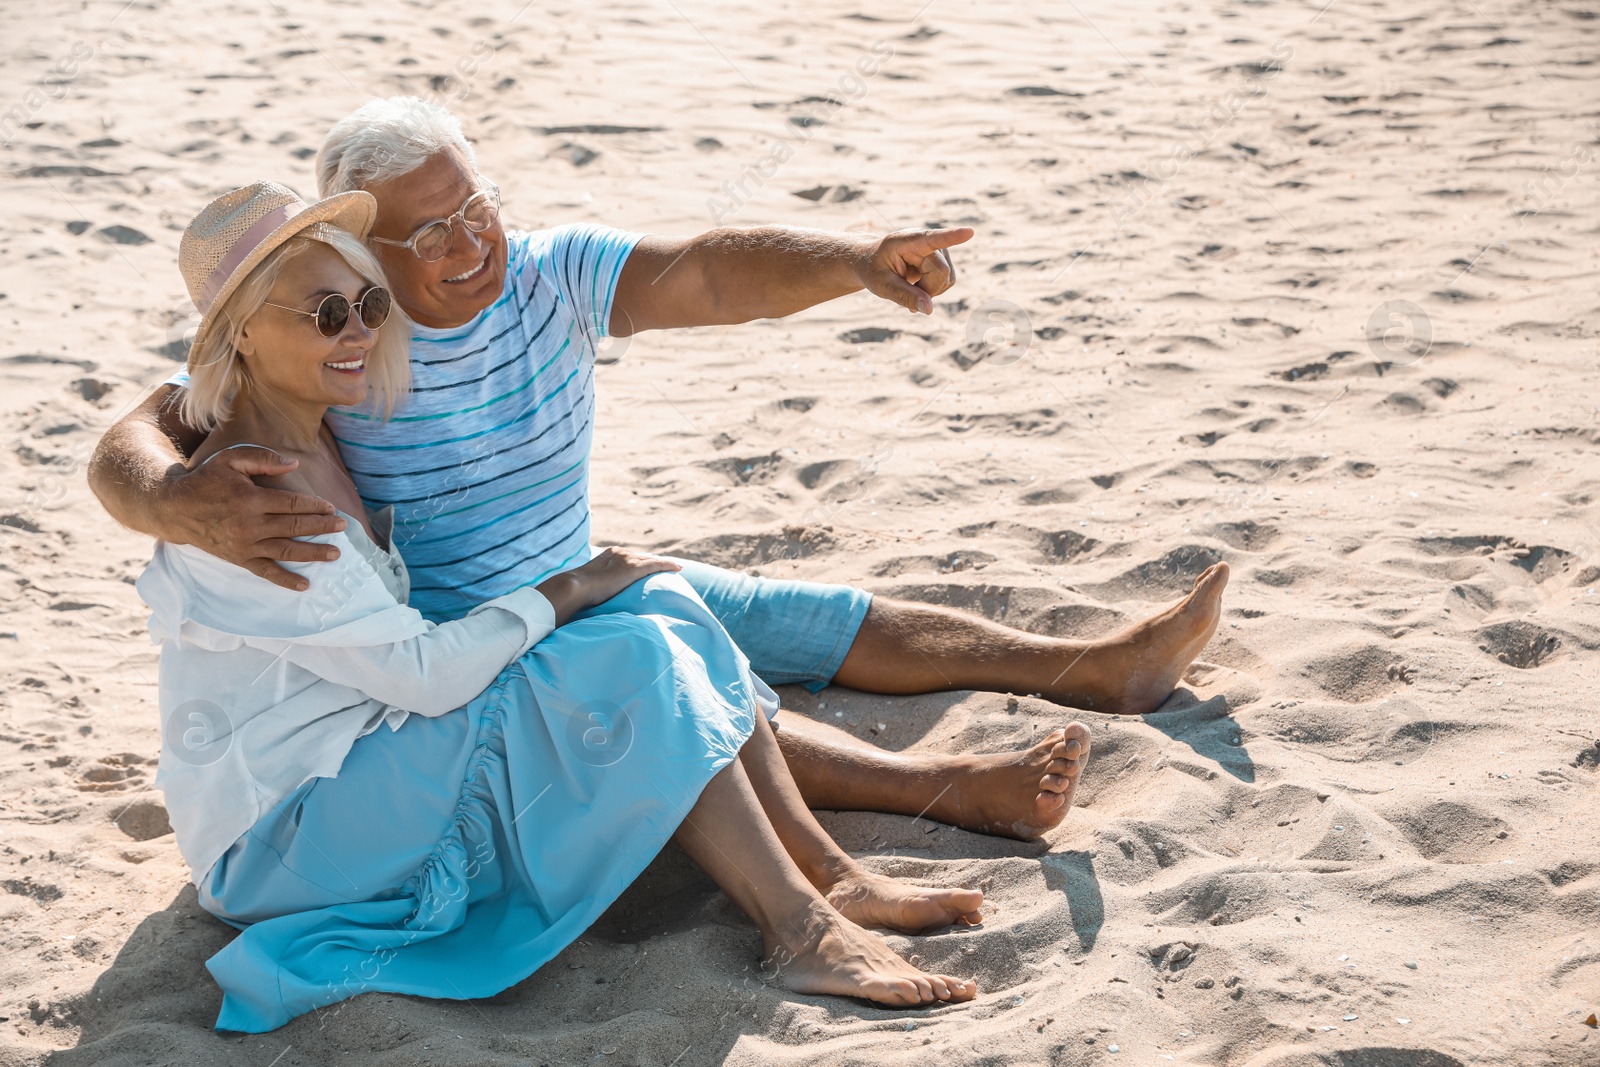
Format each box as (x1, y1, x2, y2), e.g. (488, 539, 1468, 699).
(1055, 561, 1229, 715)
(765, 903, 978, 1007)
(826, 871, 984, 933)
(924, 723, 1093, 840)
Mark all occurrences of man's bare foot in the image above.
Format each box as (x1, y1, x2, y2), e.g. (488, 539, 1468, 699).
(765, 903, 978, 1007)
(826, 871, 984, 933)
(921, 723, 1092, 840)
(1056, 561, 1229, 715)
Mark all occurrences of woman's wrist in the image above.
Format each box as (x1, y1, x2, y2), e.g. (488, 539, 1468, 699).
(533, 571, 589, 627)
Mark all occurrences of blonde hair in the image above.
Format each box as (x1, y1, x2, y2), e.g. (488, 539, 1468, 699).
(181, 224, 411, 431)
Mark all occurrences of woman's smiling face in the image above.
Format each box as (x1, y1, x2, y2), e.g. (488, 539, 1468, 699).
(236, 241, 379, 411)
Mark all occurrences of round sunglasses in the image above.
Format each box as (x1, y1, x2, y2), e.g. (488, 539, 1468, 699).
(264, 286, 392, 337)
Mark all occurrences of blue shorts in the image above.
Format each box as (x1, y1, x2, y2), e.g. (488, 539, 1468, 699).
(667, 557, 872, 692)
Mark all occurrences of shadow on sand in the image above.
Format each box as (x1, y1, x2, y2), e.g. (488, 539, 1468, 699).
(1145, 691, 1256, 783)
(1038, 850, 1104, 952)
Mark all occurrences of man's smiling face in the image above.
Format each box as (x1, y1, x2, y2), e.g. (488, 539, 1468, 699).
(365, 148, 506, 330)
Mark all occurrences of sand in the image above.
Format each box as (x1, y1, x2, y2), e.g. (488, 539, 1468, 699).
(2, 0, 1598, 1063)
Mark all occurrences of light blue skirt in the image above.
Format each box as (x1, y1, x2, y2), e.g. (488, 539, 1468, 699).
(197, 574, 764, 1033)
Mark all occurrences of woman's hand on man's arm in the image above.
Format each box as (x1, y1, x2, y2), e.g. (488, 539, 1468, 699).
(535, 547, 681, 627)
(87, 384, 346, 591)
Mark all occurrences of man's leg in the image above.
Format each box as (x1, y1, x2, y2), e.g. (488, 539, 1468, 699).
(674, 556, 1224, 838)
(833, 562, 1230, 715)
(674, 556, 1227, 713)
(772, 711, 1092, 841)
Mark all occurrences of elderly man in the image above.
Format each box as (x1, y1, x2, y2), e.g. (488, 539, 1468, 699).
(90, 96, 1228, 840)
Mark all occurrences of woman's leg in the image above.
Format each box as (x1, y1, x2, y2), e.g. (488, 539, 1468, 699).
(672, 745, 977, 1006)
(737, 712, 992, 933)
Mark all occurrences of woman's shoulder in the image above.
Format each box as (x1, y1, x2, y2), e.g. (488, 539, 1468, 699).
(137, 528, 388, 637)
(191, 438, 326, 497)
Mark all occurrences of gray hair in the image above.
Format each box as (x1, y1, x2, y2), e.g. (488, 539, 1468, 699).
(316, 96, 478, 197)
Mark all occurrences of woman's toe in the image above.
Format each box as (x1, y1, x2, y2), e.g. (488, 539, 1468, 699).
(941, 976, 975, 1001)
(1036, 788, 1068, 810)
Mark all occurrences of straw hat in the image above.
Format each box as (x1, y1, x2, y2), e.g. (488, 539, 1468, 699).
(178, 181, 377, 365)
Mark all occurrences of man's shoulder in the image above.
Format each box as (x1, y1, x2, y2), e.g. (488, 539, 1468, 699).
(508, 222, 643, 270)
(504, 225, 565, 277)
(509, 221, 628, 242)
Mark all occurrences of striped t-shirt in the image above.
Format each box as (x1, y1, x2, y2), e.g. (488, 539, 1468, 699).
(170, 224, 643, 623)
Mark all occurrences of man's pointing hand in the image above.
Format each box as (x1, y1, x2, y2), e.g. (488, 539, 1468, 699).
(854, 226, 975, 315)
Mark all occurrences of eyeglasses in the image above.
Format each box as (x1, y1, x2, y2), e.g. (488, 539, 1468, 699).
(264, 286, 392, 337)
(368, 178, 501, 263)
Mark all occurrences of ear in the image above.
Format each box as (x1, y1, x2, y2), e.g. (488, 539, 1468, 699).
(235, 314, 259, 360)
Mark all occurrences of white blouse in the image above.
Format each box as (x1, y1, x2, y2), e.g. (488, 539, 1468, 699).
(136, 509, 556, 885)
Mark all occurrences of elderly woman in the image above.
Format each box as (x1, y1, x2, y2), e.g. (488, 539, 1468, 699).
(138, 182, 990, 1032)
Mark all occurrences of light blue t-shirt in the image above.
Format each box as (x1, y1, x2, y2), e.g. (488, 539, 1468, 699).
(169, 224, 643, 622)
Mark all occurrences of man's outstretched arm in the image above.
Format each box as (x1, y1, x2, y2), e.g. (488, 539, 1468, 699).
(609, 225, 974, 335)
(87, 384, 346, 591)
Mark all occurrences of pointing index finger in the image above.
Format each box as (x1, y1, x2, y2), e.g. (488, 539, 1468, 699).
(900, 226, 975, 256)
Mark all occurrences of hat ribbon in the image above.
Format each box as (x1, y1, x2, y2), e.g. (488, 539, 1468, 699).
(196, 202, 304, 313)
